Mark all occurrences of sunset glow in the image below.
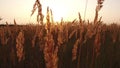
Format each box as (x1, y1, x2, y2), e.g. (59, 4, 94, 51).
(0, 0, 120, 24)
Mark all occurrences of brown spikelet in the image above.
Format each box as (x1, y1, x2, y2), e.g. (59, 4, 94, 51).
(6, 21, 9, 26)
(64, 26, 68, 42)
(94, 0, 104, 24)
(97, 0, 104, 4)
(72, 39, 79, 61)
(14, 19, 17, 25)
(94, 10, 99, 24)
(60, 17, 63, 25)
(14, 19, 18, 33)
(31, 1, 37, 16)
(52, 46, 58, 68)
(72, 19, 76, 24)
(16, 31, 25, 62)
(44, 34, 52, 68)
(44, 33, 58, 68)
(69, 30, 77, 39)
(46, 6, 51, 33)
(31, 0, 44, 25)
(94, 32, 101, 57)
(57, 22, 63, 45)
(50, 9, 54, 23)
(87, 19, 89, 24)
(57, 32, 63, 45)
(98, 16, 102, 22)
(46, 7, 50, 23)
(78, 12, 82, 23)
(6, 21, 11, 36)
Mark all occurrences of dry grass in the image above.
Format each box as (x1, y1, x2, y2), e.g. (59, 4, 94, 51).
(31, 0, 44, 25)
(0, 0, 120, 68)
(16, 31, 25, 62)
(0, 21, 120, 68)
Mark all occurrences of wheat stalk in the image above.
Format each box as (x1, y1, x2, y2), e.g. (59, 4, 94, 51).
(45, 7, 51, 33)
(44, 33, 58, 68)
(94, 0, 104, 24)
(72, 39, 79, 61)
(50, 9, 54, 23)
(31, 0, 44, 25)
(14, 19, 17, 25)
(69, 30, 77, 39)
(95, 33, 101, 56)
(16, 31, 25, 62)
(78, 12, 82, 24)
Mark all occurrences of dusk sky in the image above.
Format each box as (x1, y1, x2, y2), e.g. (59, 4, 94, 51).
(0, 0, 120, 24)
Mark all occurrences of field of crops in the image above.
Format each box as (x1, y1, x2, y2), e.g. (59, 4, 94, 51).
(0, 0, 120, 68)
(0, 21, 120, 68)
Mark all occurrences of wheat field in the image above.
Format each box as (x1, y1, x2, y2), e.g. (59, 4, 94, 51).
(0, 20, 120, 68)
(0, 0, 120, 68)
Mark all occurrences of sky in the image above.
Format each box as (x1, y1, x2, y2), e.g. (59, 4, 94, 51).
(0, 0, 120, 24)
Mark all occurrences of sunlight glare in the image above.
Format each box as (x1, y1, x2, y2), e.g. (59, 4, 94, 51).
(41, 0, 68, 22)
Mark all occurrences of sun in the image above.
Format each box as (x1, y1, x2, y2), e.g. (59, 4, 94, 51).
(51, 6, 68, 22)
(41, 0, 68, 22)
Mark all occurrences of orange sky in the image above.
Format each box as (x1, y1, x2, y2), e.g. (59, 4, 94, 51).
(0, 0, 120, 24)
